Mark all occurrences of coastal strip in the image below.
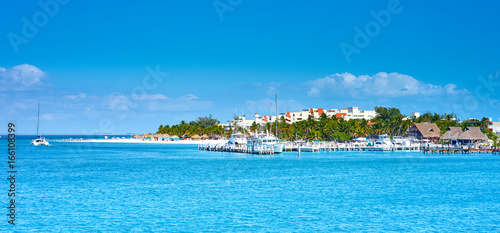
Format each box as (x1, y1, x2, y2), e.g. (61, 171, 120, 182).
(59, 137, 227, 145)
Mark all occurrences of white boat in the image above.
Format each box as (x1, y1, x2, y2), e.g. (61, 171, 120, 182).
(248, 132, 285, 154)
(392, 136, 410, 149)
(30, 103, 50, 146)
(365, 135, 393, 151)
(227, 132, 247, 147)
(31, 137, 49, 146)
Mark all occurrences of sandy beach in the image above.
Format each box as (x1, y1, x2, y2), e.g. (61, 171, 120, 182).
(62, 138, 228, 145)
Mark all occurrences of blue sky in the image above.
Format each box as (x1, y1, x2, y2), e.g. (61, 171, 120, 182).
(1, 0, 499, 134)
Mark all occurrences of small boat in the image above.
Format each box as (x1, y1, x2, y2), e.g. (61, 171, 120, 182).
(31, 103, 50, 146)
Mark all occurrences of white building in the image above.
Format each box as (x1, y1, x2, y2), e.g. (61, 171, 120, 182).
(228, 107, 377, 129)
(489, 120, 500, 135)
(282, 107, 376, 124)
(410, 112, 420, 118)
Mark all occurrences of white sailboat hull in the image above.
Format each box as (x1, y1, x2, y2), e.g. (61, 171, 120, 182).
(31, 138, 50, 146)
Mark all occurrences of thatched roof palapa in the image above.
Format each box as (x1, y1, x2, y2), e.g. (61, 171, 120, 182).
(458, 127, 489, 141)
(191, 134, 201, 140)
(440, 127, 463, 140)
(412, 123, 441, 138)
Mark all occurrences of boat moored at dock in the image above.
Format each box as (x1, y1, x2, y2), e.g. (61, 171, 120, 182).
(248, 133, 285, 154)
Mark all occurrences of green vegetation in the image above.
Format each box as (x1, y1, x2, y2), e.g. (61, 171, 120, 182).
(157, 115, 225, 138)
(156, 107, 498, 142)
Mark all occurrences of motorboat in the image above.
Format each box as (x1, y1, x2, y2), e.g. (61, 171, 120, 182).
(365, 134, 393, 151)
(227, 132, 248, 147)
(248, 132, 285, 154)
(392, 136, 421, 151)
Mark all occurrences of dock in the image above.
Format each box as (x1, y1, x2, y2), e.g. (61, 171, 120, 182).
(284, 142, 420, 152)
(422, 148, 500, 155)
(198, 143, 275, 155)
(199, 142, 499, 155)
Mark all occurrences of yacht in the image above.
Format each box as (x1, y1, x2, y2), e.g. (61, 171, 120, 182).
(247, 132, 285, 154)
(30, 103, 50, 146)
(227, 132, 248, 147)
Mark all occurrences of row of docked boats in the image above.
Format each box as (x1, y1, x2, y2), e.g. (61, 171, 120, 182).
(363, 135, 422, 151)
(285, 135, 438, 152)
(200, 133, 443, 154)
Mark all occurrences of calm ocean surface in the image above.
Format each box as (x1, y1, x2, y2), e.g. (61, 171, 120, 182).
(2, 136, 500, 232)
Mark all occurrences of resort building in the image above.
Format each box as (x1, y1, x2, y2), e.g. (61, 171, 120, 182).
(407, 123, 441, 141)
(282, 107, 377, 124)
(440, 127, 489, 144)
(410, 112, 420, 118)
(439, 127, 463, 144)
(228, 107, 377, 129)
(229, 114, 259, 129)
(489, 121, 500, 134)
(458, 127, 489, 144)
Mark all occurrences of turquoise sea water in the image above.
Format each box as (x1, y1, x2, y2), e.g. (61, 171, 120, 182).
(2, 136, 500, 231)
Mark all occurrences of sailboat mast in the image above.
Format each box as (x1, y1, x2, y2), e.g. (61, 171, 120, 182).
(275, 94, 278, 138)
(37, 102, 40, 137)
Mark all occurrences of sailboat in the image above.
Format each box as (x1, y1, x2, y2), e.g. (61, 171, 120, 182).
(30, 103, 50, 146)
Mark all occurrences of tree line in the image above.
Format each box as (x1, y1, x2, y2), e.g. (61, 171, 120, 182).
(156, 114, 225, 138)
(155, 107, 498, 143)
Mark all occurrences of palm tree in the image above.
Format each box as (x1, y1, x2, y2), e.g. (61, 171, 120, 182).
(479, 117, 490, 130)
(250, 121, 259, 133)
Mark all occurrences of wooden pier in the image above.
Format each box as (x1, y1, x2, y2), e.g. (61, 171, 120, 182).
(422, 148, 500, 155)
(285, 144, 420, 152)
(199, 143, 499, 155)
(198, 144, 275, 155)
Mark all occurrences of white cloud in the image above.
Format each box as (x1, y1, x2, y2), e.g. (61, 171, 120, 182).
(131, 93, 168, 101)
(65, 93, 87, 100)
(177, 94, 198, 101)
(105, 93, 134, 111)
(105, 93, 211, 112)
(307, 72, 469, 98)
(0, 64, 48, 90)
(245, 98, 303, 115)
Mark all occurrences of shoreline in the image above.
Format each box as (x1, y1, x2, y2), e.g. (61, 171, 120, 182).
(59, 138, 228, 145)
